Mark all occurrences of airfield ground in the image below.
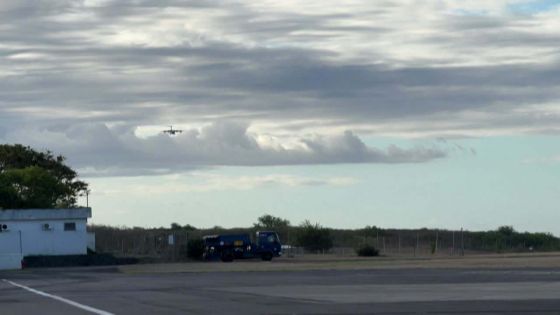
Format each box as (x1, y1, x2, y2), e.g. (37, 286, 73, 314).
(2, 253, 560, 314)
(120, 251, 560, 273)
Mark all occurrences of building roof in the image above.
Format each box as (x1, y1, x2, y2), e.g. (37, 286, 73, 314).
(0, 208, 91, 221)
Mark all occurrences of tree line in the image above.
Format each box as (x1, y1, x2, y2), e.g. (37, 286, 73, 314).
(96, 214, 560, 255)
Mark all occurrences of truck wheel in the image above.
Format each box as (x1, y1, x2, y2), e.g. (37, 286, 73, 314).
(261, 252, 273, 261)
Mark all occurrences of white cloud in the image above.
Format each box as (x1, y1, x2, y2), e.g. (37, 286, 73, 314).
(1, 121, 446, 176)
(0, 0, 559, 174)
(0, 122, 447, 176)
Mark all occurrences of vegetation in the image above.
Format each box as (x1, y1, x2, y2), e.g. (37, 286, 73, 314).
(253, 214, 290, 230)
(469, 226, 559, 252)
(295, 220, 333, 252)
(90, 216, 560, 257)
(356, 244, 379, 257)
(0, 144, 87, 209)
(171, 223, 197, 231)
(186, 239, 205, 260)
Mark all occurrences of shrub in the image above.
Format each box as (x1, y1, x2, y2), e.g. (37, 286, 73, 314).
(186, 239, 205, 260)
(295, 220, 333, 252)
(356, 244, 379, 257)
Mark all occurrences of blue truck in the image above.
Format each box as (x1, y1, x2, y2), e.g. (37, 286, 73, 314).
(203, 231, 282, 262)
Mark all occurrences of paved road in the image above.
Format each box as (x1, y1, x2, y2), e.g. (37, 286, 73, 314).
(3, 267, 560, 314)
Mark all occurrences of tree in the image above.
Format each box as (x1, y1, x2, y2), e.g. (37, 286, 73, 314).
(170, 223, 197, 231)
(0, 144, 88, 209)
(182, 224, 197, 231)
(497, 226, 515, 237)
(253, 214, 290, 230)
(295, 220, 333, 252)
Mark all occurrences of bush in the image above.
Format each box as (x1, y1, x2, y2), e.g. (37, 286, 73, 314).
(356, 244, 379, 257)
(296, 221, 333, 252)
(186, 238, 205, 260)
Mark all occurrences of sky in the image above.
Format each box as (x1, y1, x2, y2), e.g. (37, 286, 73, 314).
(1, 0, 560, 233)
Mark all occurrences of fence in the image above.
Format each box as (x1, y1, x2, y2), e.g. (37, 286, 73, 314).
(91, 227, 192, 261)
(90, 226, 554, 262)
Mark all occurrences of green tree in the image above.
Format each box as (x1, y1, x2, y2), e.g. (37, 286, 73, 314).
(295, 220, 333, 252)
(253, 214, 290, 230)
(170, 223, 197, 231)
(497, 226, 515, 237)
(182, 224, 197, 231)
(0, 144, 88, 209)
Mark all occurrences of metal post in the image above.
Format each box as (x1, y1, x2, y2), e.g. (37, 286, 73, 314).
(415, 232, 419, 256)
(452, 230, 455, 256)
(461, 228, 465, 256)
(435, 231, 439, 255)
(398, 233, 401, 254)
(383, 237, 386, 253)
(172, 232, 176, 262)
(19, 230, 23, 256)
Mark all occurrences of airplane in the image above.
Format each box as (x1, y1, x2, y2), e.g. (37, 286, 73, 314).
(163, 125, 183, 135)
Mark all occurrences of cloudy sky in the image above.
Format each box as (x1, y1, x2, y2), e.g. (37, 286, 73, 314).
(1, 0, 560, 233)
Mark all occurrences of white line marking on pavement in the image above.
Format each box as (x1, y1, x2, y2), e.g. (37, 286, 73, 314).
(2, 279, 115, 315)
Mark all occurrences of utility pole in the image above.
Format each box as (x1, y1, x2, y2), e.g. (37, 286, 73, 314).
(85, 189, 91, 207)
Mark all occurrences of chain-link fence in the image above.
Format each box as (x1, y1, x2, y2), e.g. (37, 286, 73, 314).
(89, 226, 559, 262)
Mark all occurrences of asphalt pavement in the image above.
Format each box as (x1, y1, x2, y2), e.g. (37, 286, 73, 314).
(2, 266, 560, 314)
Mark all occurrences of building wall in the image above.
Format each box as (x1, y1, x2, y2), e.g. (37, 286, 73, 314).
(0, 209, 92, 270)
(0, 232, 22, 270)
(8, 219, 89, 256)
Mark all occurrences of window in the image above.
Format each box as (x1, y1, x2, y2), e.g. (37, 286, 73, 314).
(267, 234, 278, 243)
(64, 222, 76, 231)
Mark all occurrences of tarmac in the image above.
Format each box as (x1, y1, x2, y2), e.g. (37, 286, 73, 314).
(2, 266, 560, 314)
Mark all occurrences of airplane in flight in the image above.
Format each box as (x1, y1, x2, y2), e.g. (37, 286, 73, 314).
(163, 125, 183, 135)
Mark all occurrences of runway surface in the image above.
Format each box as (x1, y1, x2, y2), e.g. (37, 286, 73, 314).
(2, 266, 560, 314)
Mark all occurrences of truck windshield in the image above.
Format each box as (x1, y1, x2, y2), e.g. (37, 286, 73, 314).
(266, 233, 279, 243)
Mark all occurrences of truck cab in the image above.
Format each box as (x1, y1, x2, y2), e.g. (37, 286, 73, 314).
(256, 231, 282, 261)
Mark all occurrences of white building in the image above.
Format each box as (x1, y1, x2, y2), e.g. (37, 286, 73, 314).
(0, 208, 93, 270)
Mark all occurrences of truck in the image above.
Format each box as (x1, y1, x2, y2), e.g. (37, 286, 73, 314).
(202, 231, 282, 262)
